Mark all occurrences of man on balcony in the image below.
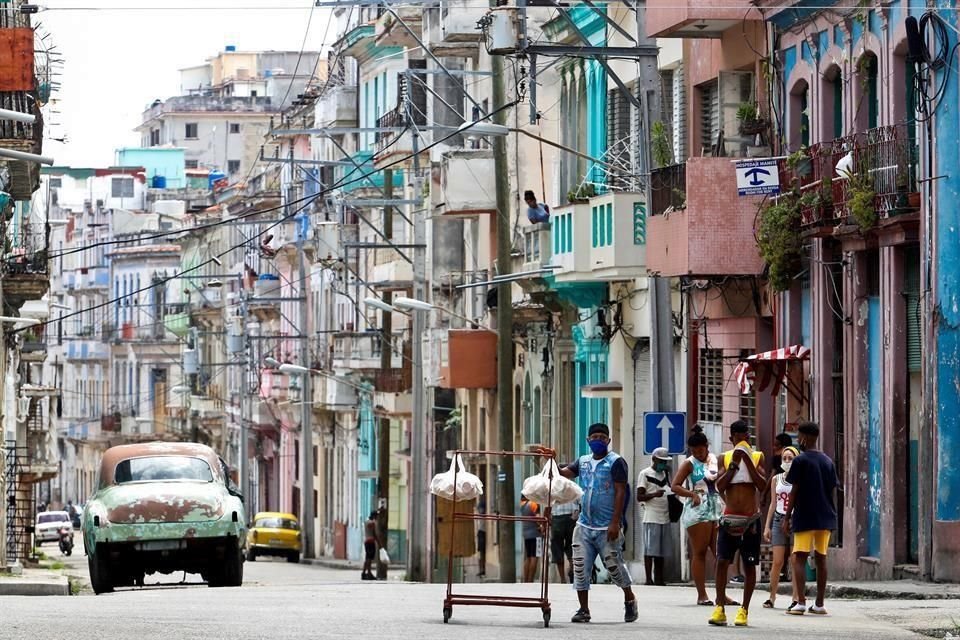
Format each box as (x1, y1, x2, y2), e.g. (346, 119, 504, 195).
(524, 190, 551, 224)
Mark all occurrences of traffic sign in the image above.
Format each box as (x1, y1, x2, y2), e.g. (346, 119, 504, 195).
(643, 412, 686, 455)
(735, 159, 781, 196)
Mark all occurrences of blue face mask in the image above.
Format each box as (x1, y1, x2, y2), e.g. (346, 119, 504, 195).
(588, 439, 608, 456)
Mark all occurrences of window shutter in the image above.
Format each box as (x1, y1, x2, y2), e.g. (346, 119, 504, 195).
(905, 251, 921, 372)
(673, 64, 687, 162)
(700, 80, 719, 155)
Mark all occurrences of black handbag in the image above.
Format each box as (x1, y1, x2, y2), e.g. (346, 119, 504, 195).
(668, 494, 684, 523)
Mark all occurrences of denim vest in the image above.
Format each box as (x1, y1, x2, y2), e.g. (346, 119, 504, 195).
(577, 452, 621, 528)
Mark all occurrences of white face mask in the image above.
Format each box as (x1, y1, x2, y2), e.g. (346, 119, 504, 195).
(781, 461, 793, 475)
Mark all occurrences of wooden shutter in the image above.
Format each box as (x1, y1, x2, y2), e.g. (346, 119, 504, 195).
(905, 249, 921, 372)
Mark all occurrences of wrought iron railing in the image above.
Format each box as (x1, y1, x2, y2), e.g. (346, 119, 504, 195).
(5, 222, 49, 275)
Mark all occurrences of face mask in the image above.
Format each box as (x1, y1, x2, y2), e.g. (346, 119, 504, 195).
(781, 461, 793, 475)
(588, 440, 608, 456)
(654, 462, 669, 472)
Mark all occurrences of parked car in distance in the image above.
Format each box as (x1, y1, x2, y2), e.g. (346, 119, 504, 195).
(36, 511, 72, 545)
(83, 442, 247, 595)
(246, 512, 301, 563)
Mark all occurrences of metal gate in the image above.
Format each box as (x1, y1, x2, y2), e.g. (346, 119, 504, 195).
(4, 442, 32, 562)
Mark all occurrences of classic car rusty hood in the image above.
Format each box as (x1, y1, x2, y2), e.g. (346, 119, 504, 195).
(102, 482, 225, 524)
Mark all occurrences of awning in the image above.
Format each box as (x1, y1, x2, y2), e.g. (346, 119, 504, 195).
(734, 345, 811, 398)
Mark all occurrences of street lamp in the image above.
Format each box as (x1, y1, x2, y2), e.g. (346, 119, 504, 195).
(364, 296, 408, 315)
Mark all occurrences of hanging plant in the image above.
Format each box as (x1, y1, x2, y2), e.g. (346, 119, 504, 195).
(848, 170, 876, 231)
(757, 193, 804, 292)
(736, 102, 766, 137)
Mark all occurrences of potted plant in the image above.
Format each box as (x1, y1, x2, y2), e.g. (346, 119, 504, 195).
(737, 103, 767, 137)
(567, 183, 596, 204)
(651, 121, 673, 169)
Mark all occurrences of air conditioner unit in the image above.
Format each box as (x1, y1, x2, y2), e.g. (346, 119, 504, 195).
(487, 8, 520, 54)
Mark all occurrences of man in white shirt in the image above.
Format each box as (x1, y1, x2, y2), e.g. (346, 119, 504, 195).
(636, 447, 672, 586)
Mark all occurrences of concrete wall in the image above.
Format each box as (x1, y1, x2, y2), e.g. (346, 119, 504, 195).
(116, 148, 186, 188)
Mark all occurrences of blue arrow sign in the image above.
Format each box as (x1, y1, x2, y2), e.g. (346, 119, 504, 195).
(643, 412, 686, 455)
(744, 167, 771, 186)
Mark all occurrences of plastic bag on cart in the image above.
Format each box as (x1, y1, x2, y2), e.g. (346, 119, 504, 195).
(430, 454, 484, 501)
(521, 460, 584, 506)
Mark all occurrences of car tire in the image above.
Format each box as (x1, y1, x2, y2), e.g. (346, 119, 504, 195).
(287, 551, 300, 564)
(210, 539, 243, 588)
(89, 549, 114, 595)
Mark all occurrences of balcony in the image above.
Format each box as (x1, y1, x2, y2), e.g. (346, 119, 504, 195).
(438, 150, 496, 216)
(4, 223, 50, 309)
(65, 339, 110, 362)
(373, 368, 413, 393)
(439, 329, 496, 389)
(646, 0, 761, 38)
(163, 311, 191, 338)
(189, 286, 225, 323)
(71, 266, 110, 292)
(549, 202, 590, 282)
(784, 124, 920, 237)
(518, 222, 552, 273)
(332, 332, 403, 372)
(315, 221, 359, 268)
(374, 71, 427, 168)
(343, 23, 376, 58)
(376, 6, 422, 49)
(316, 85, 358, 128)
(647, 158, 764, 277)
(141, 95, 275, 124)
(437, 0, 485, 51)
(337, 151, 404, 194)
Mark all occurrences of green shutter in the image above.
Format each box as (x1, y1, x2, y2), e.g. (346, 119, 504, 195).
(606, 203, 613, 246)
(905, 249, 921, 372)
(591, 206, 598, 248)
(633, 202, 646, 245)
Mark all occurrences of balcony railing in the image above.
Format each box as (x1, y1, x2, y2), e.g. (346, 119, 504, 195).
(650, 163, 687, 216)
(5, 223, 49, 276)
(778, 124, 920, 228)
(374, 72, 427, 156)
(333, 332, 404, 369)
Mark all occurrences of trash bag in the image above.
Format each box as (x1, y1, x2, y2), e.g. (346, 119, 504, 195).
(429, 454, 484, 501)
(521, 460, 584, 506)
(379, 548, 391, 564)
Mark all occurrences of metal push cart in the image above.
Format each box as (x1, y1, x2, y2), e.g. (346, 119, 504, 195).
(441, 449, 555, 628)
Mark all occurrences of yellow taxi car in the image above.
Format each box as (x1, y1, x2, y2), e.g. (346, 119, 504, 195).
(246, 512, 301, 563)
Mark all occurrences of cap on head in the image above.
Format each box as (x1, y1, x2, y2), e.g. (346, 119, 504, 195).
(651, 447, 670, 461)
(588, 423, 610, 438)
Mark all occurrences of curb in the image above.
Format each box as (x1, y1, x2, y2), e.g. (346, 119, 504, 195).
(773, 583, 960, 601)
(300, 558, 406, 572)
(0, 577, 70, 596)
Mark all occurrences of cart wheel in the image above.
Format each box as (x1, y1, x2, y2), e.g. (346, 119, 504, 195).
(443, 607, 452, 624)
(543, 609, 551, 628)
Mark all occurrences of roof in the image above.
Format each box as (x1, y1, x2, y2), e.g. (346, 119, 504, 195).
(252, 512, 298, 521)
(98, 442, 222, 488)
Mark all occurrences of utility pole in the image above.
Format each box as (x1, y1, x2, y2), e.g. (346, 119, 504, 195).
(238, 275, 250, 510)
(376, 168, 394, 581)
(406, 73, 428, 582)
(294, 144, 316, 559)
(491, 29, 516, 584)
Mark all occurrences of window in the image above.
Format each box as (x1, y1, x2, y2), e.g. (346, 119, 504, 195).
(699, 80, 720, 155)
(150, 129, 160, 146)
(48, 177, 62, 188)
(185, 123, 199, 139)
(185, 160, 199, 170)
(698, 348, 724, 424)
(227, 160, 241, 174)
(229, 123, 241, 134)
(111, 177, 134, 198)
(250, 90, 258, 98)
(113, 456, 214, 484)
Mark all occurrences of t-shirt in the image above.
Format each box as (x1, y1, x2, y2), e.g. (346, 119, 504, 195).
(520, 500, 540, 539)
(527, 203, 551, 224)
(785, 450, 838, 532)
(637, 466, 670, 524)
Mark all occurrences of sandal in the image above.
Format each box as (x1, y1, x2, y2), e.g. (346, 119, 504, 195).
(763, 599, 775, 609)
(723, 598, 740, 606)
(697, 599, 715, 606)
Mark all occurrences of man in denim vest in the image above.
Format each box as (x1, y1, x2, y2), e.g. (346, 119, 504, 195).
(537, 423, 637, 623)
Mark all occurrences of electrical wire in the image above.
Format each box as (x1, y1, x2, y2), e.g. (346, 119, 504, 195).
(13, 101, 518, 336)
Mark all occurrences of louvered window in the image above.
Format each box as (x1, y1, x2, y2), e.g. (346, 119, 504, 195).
(905, 248, 921, 372)
(700, 80, 720, 155)
(698, 348, 724, 424)
(606, 86, 633, 190)
(672, 64, 687, 162)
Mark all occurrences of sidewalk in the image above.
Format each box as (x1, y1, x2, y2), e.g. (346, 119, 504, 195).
(0, 563, 71, 596)
(773, 579, 960, 601)
(300, 556, 406, 574)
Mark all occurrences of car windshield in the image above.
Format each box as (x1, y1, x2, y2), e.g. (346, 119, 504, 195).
(114, 456, 214, 484)
(254, 517, 298, 530)
(37, 513, 68, 524)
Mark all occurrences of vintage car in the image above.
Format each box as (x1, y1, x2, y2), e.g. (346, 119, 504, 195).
(83, 442, 247, 594)
(246, 512, 301, 563)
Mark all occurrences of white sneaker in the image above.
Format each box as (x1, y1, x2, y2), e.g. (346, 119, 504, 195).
(807, 604, 828, 615)
(786, 601, 806, 615)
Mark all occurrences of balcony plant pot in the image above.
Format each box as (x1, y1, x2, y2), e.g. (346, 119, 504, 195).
(738, 119, 767, 137)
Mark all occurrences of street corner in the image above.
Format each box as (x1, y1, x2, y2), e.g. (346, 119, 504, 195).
(0, 564, 71, 596)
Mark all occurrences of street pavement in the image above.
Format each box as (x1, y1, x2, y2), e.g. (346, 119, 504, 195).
(4, 546, 960, 640)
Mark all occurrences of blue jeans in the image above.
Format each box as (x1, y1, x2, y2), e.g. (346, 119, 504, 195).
(572, 524, 632, 591)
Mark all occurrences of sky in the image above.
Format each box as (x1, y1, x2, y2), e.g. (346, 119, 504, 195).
(37, 0, 333, 168)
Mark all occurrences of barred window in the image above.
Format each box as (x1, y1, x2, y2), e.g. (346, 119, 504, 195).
(698, 348, 724, 424)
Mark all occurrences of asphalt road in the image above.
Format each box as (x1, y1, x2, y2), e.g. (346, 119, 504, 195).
(6, 545, 960, 640)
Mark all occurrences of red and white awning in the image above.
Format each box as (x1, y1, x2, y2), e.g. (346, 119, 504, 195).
(735, 345, 811, 395)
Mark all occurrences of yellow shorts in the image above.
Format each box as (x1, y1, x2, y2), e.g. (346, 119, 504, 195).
(793, 529, 831, 555)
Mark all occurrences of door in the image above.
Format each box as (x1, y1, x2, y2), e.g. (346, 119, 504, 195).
(866, 296, 883, 558)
